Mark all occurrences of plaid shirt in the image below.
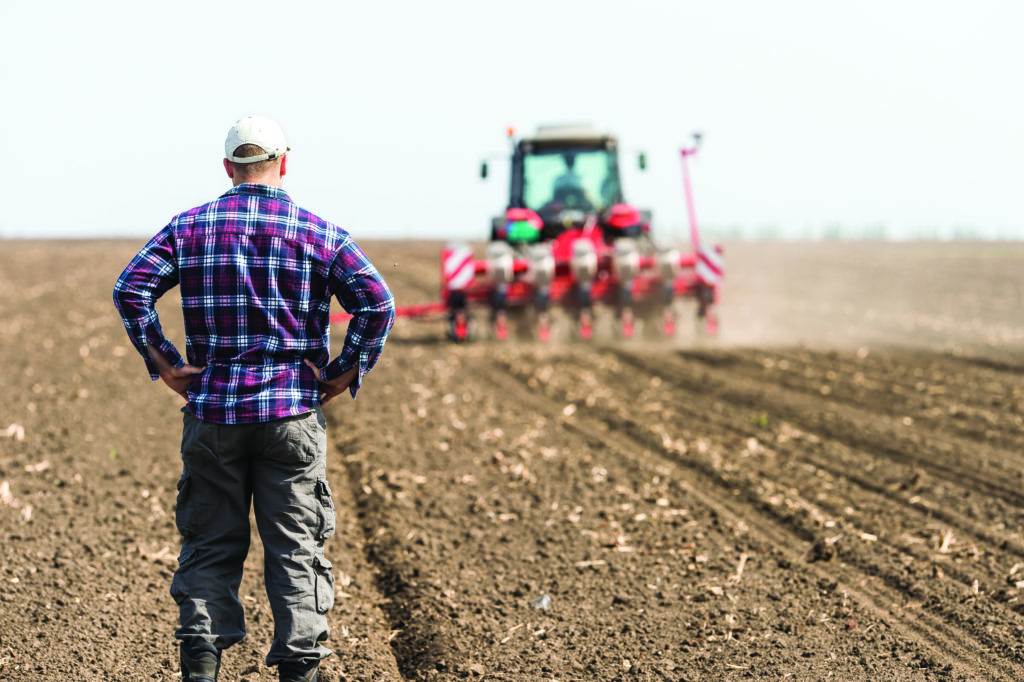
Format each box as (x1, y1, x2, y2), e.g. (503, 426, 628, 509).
(113, 183, 395, 424)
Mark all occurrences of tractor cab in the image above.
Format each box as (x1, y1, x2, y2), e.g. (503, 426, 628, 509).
(485, 125, 650, 246)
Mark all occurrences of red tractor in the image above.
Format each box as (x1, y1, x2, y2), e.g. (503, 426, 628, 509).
(334, 125, 723, 341)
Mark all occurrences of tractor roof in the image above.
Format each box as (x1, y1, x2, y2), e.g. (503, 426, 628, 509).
(524, 124, 616, 147)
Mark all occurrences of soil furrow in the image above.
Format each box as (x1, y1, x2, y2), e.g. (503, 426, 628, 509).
(762, 348, 1023, 406)
(599, 348, 1024, 536)
(494, 348, 1024, 660)
(542, 347, 1024, 560)
(334, 437, 456, 680)
(715, 347, 1023, 423)
(684, 348, 1024, 448)
(610, 348, 1024, 511)
(322, 454, 406, 681)
(949, 354, 1024, 377)
(603, 347, 1024, 570)
(479, 355, 1017, 679)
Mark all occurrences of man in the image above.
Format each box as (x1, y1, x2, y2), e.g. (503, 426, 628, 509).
(113, 115, 395, 682)
(551, 151, 594, 211)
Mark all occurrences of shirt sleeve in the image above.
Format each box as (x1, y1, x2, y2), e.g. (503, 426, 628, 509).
(323, 235, 396, 397)
(112, 224, 184, 380)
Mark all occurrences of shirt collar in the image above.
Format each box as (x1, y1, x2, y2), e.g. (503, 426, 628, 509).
(222, 183, 292, 202)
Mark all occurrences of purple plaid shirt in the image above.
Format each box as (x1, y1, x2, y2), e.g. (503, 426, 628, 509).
(113, 183, 395, 424)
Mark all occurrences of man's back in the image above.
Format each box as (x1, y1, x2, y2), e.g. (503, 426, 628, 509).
(114, 182, 394, 424)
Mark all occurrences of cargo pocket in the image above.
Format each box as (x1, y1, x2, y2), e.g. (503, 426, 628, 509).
(174, 472, 213, 539)
(298, 408, 327, 463)
(174, 474, 196, 538)
(315, 479, 336, 544)
(313, 554, 334, 614)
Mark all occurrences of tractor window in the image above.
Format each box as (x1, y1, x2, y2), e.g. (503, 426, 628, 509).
(523, 148, 620, 213)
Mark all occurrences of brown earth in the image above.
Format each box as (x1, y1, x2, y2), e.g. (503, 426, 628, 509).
(0, 239, 1022, 680)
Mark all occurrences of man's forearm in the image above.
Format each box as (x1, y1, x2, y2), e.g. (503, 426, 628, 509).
(326, 235, 396, 395)
(113, 291, 184, 380)
(114, 226, 184, 379)
(146, 343, 181, 375)
(322, 308, 395, 396)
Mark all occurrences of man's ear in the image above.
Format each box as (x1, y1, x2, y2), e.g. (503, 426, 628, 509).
(223, 158, 235, 179)
(279, 155, 288, 178)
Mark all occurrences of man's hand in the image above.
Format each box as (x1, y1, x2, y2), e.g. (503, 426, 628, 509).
(160, 364, 205, 399)
(148, 344, 204, 400)
(304, 359, 358, 405)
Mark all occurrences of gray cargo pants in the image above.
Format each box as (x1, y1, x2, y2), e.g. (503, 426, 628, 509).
(169, 408, 336, 667)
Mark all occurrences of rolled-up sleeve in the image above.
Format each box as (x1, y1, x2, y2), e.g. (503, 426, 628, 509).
(112, 225, 183, 380)
(323, 235, 396, 397)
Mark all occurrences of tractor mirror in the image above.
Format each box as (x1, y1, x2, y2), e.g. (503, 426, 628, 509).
(637, 152, 647, 171)
(479, 161, 489, 180)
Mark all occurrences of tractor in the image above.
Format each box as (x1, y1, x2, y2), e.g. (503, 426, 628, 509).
(331, 124, 723, 342)
(444, 124, 722, 341)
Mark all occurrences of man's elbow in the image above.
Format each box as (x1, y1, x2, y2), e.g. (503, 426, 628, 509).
(112, 282, 126, 312)
(112, 279, 145, 316)
(372, 287, 395, 316)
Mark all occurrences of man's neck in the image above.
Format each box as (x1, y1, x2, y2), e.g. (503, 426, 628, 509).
(232, 176, 282, 188)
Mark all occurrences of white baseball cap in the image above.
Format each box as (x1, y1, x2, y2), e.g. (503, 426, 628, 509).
(224, 114, 290, 164)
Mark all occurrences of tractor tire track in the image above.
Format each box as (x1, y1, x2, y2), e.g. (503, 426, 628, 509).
(700, 347, 1024, 420)
(539, 347, 1024, 563)
(333, 435, 457, 680)
(764, 348, 1024, 407)
(539, 346, 1022, 541)
(477, 354, 1020, 680)
(679, 348, 1024, 450)
(492, 347, 1024, 660)
(609, 348, 1024, 512)
(605, 346, 1024, 568)
(951, 354, 1024, 377)
(598, 348, 1024, 662)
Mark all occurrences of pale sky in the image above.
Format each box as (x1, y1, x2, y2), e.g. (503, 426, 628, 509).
(1, 0, 1021, 241)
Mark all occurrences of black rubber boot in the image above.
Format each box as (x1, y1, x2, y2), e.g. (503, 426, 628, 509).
(279, 659, 319, 682)
(180, 646, 220, 681)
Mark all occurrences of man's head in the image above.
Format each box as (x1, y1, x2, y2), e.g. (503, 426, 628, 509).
(223, 115, 290, 187)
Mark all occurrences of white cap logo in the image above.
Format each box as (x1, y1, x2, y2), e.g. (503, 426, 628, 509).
(224, 115, 290, 164)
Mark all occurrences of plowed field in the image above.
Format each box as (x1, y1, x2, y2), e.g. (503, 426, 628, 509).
(1, 240, 1022, 680)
